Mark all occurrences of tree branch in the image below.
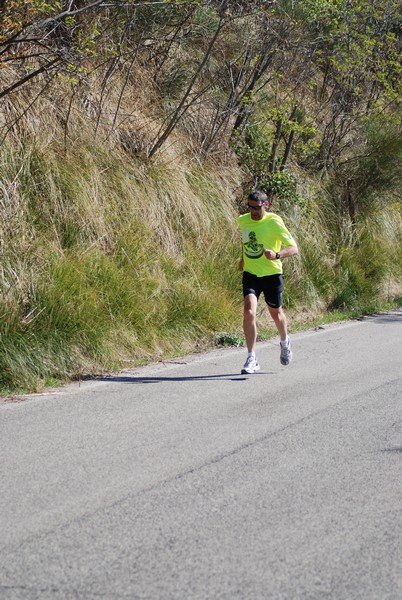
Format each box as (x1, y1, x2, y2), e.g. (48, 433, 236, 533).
(0, 57, 61, 100)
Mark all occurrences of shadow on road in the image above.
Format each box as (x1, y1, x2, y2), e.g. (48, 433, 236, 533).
(95, 372, 272, 384)
(370, 312, 402, 324)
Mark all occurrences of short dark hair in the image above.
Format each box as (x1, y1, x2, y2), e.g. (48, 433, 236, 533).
(248, 190, 268, 203)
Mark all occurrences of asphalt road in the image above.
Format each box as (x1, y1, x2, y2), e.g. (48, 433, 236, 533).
(1, 312, 401, 599)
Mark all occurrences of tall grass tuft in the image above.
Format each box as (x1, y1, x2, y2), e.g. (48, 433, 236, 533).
(0, 132, 245, 392)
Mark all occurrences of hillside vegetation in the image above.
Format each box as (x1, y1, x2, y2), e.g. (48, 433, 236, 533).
(0, 0, 401, 393)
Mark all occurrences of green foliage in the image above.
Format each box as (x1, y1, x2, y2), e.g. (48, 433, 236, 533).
(260, 171, 304, 207)
(232, 124, 304, 207)
(214, 332, 244, 347)
(0, 231, 242, 392)
(329, 245, 384, 313)
(325, 114, 402, 232)
(231, 123, 272, 177)
(0, 0, 59, 37)
(357, 117, 402, 200)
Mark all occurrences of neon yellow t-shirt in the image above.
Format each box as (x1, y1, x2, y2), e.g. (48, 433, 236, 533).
(238, 212, 296, 277)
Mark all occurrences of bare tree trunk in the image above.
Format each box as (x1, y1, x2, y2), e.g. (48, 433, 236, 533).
(280, 105, 297, 170)
(281, 129, 295, 170)
(267, 118, 282, 172)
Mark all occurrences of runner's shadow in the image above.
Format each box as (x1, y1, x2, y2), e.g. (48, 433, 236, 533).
(96, 372, 272, 384)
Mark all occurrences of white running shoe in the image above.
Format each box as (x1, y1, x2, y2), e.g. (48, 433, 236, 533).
(241, 356, 261, 374)
(280, 338, 292, 365)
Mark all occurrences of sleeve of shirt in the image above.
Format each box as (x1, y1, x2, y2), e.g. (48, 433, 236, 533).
(276, 216, 296, 247)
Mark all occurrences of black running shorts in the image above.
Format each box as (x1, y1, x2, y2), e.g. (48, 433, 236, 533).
(242, 271, 284, 308)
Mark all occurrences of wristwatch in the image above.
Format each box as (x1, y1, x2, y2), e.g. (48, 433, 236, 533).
(275, 252, 281, 259)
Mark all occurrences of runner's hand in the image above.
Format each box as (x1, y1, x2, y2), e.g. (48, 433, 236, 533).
(264, 249, 276, 260)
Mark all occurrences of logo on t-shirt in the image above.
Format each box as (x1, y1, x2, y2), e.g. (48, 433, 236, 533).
(244, 231, 264, 258)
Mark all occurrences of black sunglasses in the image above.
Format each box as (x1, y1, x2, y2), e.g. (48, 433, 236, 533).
(247, 203, 265, 210)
